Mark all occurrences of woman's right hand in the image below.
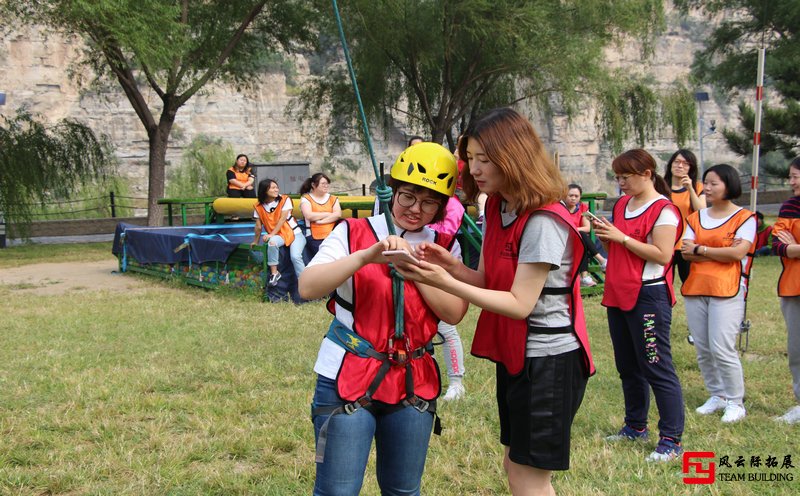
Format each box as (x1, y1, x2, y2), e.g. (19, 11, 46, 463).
(415, 242, 458, 273)
(679, 175, 693, 190)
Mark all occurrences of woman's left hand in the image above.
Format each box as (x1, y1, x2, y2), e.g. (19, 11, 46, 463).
(681, 239, 697, 256)
(776, 230, 797, 245)
(393, 259, 454, 289)
(592, 217, 625, 244)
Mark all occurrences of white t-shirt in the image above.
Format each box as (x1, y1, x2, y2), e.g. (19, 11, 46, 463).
(310, 215, 462, 379)
(624, 196, 680, 282)
(683, 208, 757, 286)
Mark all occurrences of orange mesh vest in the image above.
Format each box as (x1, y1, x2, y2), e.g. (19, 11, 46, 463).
(254, 196, 296, 246)
(670, 182, 703, 249)
(228, 167, 251, 190)
(681, 209, 755, 298)
(774, 215, 800, 297)
(303, 193, 339, 240)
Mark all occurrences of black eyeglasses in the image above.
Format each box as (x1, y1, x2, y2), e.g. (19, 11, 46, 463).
(396, 191, 441, 214)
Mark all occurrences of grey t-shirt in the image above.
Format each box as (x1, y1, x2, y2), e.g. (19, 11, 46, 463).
(499, 205, 580, 357)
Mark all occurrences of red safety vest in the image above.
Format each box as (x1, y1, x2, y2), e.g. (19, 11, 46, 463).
(681, 209, 755, 298)
(471, 196, 595, 377)
(602, 196, 681, 311)
(328, 218, 455, 404)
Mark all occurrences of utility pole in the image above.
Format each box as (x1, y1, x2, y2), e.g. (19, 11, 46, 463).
(0, 91, 6, 248)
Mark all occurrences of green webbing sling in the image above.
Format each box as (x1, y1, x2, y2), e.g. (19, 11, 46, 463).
(331, 0, 405, 339)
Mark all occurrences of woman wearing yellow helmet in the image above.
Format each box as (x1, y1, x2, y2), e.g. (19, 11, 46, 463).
(399, 108, 595, 496)
(299, 143, 468, 495)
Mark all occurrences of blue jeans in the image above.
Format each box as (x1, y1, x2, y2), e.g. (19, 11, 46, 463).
(311, 376, 433, 496)
(267, 233, 306, 277)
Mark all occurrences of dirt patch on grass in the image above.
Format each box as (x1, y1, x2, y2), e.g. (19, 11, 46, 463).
(0, 260, 148, 295)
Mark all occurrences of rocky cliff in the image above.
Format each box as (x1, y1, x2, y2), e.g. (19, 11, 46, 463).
(0, 6, 746, 198)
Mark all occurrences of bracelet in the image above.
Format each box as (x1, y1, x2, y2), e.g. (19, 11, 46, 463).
(622, 235, 630, 246)
(693, 245, 700, 255)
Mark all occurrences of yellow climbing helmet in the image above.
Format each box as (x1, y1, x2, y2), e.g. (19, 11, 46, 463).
(390, 142, 457, 197)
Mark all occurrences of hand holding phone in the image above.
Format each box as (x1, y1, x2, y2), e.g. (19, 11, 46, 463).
(382, 249, 421, 265)
(582, 210, 605, 224)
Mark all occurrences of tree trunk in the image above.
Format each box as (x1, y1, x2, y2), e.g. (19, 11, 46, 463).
(146, 113, 176, 226)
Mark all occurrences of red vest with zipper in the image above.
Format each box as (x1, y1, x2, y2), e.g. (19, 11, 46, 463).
(330, 217, 455, 404)
(471, 196, 595, 377)
(601, 196, 681, 311)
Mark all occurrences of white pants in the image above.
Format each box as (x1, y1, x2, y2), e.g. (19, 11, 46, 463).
(781, 296, 800, 403)
(438, 321, 465, 380)
(685, 293, 746, 405)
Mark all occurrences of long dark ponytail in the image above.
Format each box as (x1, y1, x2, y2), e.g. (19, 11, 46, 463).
(612, 149, 672, 198)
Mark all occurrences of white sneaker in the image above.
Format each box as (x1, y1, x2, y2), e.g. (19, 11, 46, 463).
(695, 396, 727, 415)
(721, 402, 746, 423)
(580, 275, 597, 287)
(442, 383, 465, 401)
(775, 405, 800, 424)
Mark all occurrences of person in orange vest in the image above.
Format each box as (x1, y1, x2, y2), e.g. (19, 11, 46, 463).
(680, 164, 756, 424)
(298, 143, 467, 495)
(592, 149, 685, 463)
(226, 154, 256, 198)
(664, 149, 706, 283)
(772, 157, 800, 424)
(400, 108, 594, 496)
(299, 173, 342, 259)
(251, 179, 306, 287)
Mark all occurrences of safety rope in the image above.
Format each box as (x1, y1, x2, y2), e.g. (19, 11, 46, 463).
(331, 0, 405, 338)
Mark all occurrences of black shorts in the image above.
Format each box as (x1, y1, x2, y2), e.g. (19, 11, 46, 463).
(496, 349, 588, 471)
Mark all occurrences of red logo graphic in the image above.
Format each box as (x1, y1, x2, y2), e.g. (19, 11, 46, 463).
(683, 451, 716, 484)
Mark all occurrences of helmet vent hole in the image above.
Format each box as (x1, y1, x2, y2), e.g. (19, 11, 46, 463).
(417, 163, 427, 174)
(446, 177, 454, 189)
(437, 173, 449, 180)
(406, 164, 414, 176)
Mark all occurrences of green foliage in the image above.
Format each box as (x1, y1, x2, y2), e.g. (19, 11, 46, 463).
(677, 0, 800, 158)
(1, 0, 316, 225)
(295, 0, 692, 153)
(22, 175, 139, 222)
(168, 135, 234, 198)
(0, 109, 113, 227)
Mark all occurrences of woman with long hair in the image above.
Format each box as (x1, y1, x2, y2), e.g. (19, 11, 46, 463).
(593, 149, 685, 462)
(665, 149, 706, 283)
(250, 179, 306, 286)
(298, 143, 467, 495)
(773, 157, 800, 424)
(299, 173, 342, 259)
(227, 153, 256, 198)
(680, 164, 756, 423)
(400, 108, 594, 495)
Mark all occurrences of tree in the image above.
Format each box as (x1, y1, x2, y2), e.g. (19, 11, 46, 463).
(677, 0, 800, 173)
(2, 0, 314, 225)
(0, 109, 111, 229)
(297, 0, 695, 152)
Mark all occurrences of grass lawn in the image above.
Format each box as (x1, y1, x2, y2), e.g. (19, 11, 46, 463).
(0, 243, 798, 495)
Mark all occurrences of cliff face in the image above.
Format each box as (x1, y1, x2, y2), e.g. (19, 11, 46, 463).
(0, 7, 745, 197)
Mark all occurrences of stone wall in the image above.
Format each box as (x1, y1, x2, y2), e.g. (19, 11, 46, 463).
(0, 5, 752, 200)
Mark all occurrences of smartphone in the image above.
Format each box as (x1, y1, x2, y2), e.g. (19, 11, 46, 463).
(382, 249, 421, 265)
(582, 210, 605, 224)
